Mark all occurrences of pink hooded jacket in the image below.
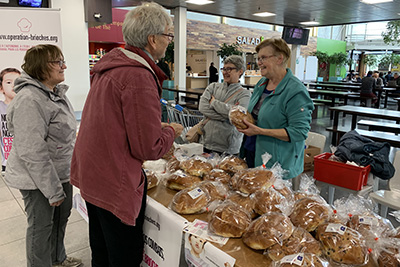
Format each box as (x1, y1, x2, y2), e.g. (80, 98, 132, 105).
(70, 45, 175, 225)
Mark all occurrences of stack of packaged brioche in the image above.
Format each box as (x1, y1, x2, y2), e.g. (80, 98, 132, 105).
(143, 146, 400, 267)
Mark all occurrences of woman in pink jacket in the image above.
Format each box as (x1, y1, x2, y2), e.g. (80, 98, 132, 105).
(70, 3, 182, 266)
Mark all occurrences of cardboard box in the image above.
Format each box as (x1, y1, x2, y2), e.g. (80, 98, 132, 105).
(303, 145, 321, 171)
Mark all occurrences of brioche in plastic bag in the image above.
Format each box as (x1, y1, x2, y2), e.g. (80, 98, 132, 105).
(229, 105, 255, 129)
(208, 200, 252, 238)
(170, 186, 211, 214)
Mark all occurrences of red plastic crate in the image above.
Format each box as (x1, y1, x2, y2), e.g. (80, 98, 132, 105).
(313, 152, 371, 191)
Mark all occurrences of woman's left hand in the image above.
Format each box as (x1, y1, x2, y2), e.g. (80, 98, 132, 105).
(238, 118, 261, 136)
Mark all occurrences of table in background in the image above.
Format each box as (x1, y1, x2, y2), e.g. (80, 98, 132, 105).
(307, 89, 353, 119)
(163, 87, 205, 110)
(329, 105, 400, 145)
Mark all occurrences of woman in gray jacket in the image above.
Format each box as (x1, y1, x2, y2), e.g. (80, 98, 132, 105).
(5, 45, 81, 267)
(199, 55, 251, 155)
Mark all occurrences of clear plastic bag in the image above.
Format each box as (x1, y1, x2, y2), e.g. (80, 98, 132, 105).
(165, 170, 202, 191)
(169, 186, 211, 214)
(229, 105, 255, 130)
(208, 200, 252, 238)
(218, 154, 248, 175)
(272, 253, 329, 267)
(144, 169, 159, 190)
(226, 191, 256, 218)
(266, 227, 323, 262)
(316, 223, 368, 265)
(289, 196, 332, 232)
(179, 156, 213, 177)
(253, 187, 287, 215)
(243, 212, 294, 250)
(203, 168, 231, 184)
(230, 168, 276, 194)
(199, 180, 228, 202)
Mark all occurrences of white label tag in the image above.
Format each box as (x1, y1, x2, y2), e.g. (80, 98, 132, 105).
(325, 223, 347, 235)
(187, 187, 204, 199)
(280, 253, 305, 266)
(358, 216, 378, 226)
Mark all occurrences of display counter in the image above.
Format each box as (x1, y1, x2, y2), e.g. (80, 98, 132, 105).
(244, 75, 262, 85)
(186, 76, 209, 89)
(147, 183, 271, 267)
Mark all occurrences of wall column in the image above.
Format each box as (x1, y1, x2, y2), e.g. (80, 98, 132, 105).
(289, 44, 301, 78)
(173, 7, 187, 89)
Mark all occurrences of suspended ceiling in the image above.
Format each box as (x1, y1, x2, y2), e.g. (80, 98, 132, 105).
(112, 0, 400, 27)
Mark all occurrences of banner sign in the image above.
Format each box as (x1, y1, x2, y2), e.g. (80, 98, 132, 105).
(0, 8, 62, 72)
(141, 196, 188, 267)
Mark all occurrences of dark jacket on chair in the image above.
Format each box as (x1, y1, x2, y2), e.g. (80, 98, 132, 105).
(334, 130, 395, 180)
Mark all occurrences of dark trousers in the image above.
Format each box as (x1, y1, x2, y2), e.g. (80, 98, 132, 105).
(86, 178, 147, 267)
(244, 149, 255, 168)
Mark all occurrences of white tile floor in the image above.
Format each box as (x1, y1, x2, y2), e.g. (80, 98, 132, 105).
(0, 174, 91, 267)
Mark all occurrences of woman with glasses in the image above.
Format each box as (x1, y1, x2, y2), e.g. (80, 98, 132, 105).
(4, 44, 81, 267)
(198, 55, 251, 155)
(239, 38, 314, 181)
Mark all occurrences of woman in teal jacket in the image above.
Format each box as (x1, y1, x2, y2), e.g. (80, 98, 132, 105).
(240, 38, 314, 179)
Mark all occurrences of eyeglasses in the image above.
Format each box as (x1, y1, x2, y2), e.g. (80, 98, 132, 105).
(49, 60, 66, 68)
(221, 67, 237, 72)
(160, 33, 174, 41)
(256, 55, 275, 63)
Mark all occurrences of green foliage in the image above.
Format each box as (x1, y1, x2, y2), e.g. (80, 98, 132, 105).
(363, 55, 379, 68)
(217, 43, 243, 60)
(311, 51, 348, 66)
(163, 41, 174, 64)
(382, 21, 400, 46)
(380, 54, 400, 66)
(311, 51, 329, 63)
(329, 52, 348, 66)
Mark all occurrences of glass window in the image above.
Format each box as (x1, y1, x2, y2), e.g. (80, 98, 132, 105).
(225, 17, 273, 31)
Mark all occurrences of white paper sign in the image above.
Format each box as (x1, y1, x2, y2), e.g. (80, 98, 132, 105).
(141, 196, 188, 267)
(0, 8, 62, 72)
(184, 232, 236, 267)
(72, 193, 88, 223)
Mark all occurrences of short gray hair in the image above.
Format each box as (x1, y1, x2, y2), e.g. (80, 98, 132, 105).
(122, 2, 172, 49)
(224, 55, 245, 75)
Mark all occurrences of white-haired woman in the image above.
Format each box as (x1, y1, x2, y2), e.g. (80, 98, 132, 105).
(239, 38, 314, 180)
(199, 55, 251, 155)
(70, 2, 182, 266)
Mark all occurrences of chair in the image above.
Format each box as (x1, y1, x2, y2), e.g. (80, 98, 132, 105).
(369, 149, 400, 217)
(295, 132, 326, 190)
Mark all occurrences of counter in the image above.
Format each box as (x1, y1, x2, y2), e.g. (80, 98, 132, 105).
(186, 76, 209, 89)
(147, 183, 271, 267)
(244, 75, 262, 85)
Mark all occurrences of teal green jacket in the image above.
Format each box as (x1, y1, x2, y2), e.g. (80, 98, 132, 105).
(247, 69, 314, 179)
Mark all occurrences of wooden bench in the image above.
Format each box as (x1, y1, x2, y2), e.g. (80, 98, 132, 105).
(357, 119, 400, 133)
(326, 127, 400, 147)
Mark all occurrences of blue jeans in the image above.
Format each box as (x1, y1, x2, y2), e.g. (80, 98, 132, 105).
(20, 182, 72, 267)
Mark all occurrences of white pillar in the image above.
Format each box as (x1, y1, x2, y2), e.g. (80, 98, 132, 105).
(173, 7, 187, 90)
(290, 44, 301, 77)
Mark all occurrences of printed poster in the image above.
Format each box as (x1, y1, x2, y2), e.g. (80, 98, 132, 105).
(141, 196, 188, 267)
(0, 8, 62, 72)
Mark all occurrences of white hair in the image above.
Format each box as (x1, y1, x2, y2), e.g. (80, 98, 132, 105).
(122, 2, 172, 49)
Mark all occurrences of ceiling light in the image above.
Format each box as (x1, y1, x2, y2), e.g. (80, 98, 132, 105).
(360, 0, 393, 4)
(185, 0, 214, 5)
(300, 21, 320, 26)
(253, 11, 276, 17)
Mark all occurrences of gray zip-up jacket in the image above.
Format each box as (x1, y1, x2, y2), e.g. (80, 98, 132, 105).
(199, 82, 250, 154)
(5, 72, 76, 204)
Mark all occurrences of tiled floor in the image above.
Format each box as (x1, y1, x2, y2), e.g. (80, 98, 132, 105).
(0, 175, 91, 267)
(0, 97, 399, 267)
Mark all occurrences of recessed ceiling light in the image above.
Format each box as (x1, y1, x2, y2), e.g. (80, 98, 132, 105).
(253, 11, 276, 17)
(185, 0, 214, 5)
(300, 21, 320, 26)
(360, 0, 393, 4)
